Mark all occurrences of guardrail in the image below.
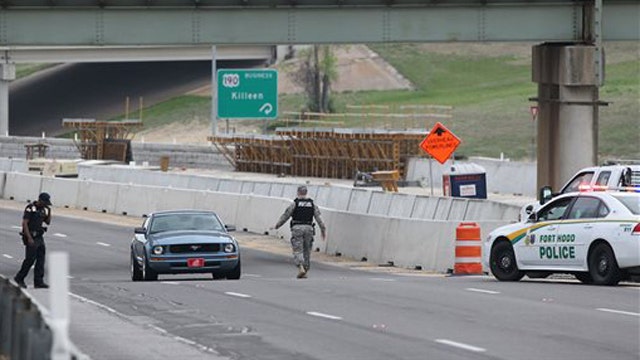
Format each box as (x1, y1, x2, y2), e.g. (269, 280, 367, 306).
(1, 255, 88, 360)
(0, 275, 53, 360)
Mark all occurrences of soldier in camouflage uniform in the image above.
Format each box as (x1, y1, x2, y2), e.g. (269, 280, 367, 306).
(274, 186, 327, 279)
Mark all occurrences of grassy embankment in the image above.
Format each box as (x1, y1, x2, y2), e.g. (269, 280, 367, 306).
(121, 43, 639, 160)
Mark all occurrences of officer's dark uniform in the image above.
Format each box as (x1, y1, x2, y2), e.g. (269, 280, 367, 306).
(14, 193, 51, 288)
(275, 188, 326, 278)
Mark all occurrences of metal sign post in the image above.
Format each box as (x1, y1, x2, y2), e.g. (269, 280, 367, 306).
(211, 45, 218, 136)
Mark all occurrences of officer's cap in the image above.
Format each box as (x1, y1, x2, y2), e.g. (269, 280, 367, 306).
(297, 185, 308, 195)
(38, 192, 52, 206)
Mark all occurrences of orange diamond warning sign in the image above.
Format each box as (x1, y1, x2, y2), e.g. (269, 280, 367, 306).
(420, 122, 461, 164)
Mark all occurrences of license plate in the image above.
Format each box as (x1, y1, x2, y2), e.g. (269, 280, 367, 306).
(187, 258, 205, 268)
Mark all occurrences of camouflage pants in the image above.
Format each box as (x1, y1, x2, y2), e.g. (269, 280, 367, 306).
(291, 225, 314, 270)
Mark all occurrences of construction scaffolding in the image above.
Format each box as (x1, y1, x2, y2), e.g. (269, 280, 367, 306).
(209, 128, 427, 180)
(62, 118, 142, 162)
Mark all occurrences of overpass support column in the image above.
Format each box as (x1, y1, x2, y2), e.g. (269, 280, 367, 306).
(0, 63, 16, 137)
(532, 43, 604, 191)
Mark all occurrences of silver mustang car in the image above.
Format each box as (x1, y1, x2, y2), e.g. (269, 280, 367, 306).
(130, 210, 241, 281)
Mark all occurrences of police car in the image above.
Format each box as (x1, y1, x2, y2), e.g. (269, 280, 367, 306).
(485, 189, 640, 285)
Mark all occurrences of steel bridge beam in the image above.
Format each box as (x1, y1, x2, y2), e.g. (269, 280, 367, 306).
(0, 2, 638, 46)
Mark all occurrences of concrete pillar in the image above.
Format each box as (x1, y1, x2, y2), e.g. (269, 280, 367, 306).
(0, 63, 16, 137)
(532, 43, 602, 191)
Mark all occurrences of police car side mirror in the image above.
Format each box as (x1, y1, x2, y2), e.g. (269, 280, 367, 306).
(527, 212, 537, 222)
(525, 205, 534, 215)
(539, 186, 553, 206)
(225, 224, 236, 232)
(134, 227, 146, 235)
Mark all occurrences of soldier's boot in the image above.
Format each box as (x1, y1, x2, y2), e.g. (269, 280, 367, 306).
(297, 265, 307, 279)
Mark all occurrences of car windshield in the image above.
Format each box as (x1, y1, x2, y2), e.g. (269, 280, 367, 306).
(149, 213, 224, 234)
(612, 195, 640, 215)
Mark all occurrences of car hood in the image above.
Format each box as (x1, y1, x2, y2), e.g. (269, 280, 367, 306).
(149, 231, 234, 245)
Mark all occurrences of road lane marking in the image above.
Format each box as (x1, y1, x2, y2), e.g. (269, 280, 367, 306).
(69, 293, 118, 315)
(306, 311, 342, 321)
(161, 281, 180, 285)
(596, 308, 640, 317)
(11, 226, 21, 230)
(225, 292, 252, 298)
(435, 339, 486, 353)
(96, 242, 111, 247)
(243, 274, 262, 278)
(466, 288, 500, 295)
(53, 233, 68, 238)
(371, 278, 397, 282)
(2, 254, 13, 259)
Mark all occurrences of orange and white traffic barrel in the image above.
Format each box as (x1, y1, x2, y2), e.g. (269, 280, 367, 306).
(454, 222, 483, 275)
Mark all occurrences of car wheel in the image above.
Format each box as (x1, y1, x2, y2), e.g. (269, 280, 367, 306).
(490, 241, 524, 282)
(131, 252, 143, 282)
(142, 254, 158, 281)
(226, 259, 241, 280)
(211, 272, 225, 280)
(574, 272, 593, 284)
(588, 243, 621, 286)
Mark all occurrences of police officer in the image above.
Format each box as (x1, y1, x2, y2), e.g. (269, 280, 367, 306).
(273, 186, 326, 279)
(14, 192, 52, 289)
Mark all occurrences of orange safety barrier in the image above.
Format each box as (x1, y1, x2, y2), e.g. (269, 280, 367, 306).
(454, 222, 483, 275)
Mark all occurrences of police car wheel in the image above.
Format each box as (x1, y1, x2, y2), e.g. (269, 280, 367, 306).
(131, 252, 143, 282)
(574, 272, 593, 284)
(142, 255, 158, 281)
(588, 243, 621, 286)
(490, 241, 524, 282)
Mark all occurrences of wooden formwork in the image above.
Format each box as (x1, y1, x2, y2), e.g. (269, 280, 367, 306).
(62, 119, 141, 161)
(209, 134, 291, 175)
(209, 128, 426, 180)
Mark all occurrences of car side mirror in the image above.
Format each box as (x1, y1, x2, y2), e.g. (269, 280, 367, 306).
(527, 212, 537, 222)
(539, 186, 553, 206)
(225, 224, 236, 232)
(134, 227, 146, 234)
(524, 205, 534, 215)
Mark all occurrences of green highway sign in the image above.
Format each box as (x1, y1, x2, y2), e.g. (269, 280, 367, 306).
(217, 69, 278, 119)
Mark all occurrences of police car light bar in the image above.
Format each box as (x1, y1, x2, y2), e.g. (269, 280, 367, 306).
(578, 184, 640, 193)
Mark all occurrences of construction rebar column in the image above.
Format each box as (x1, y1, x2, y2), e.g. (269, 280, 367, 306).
(0, 63, 16, 137)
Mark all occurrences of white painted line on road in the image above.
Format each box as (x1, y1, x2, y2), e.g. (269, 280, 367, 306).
(243, 273, 262, 278)
(161, 281, 180, 285)
(466, 288, 500, 295)
(67, 276, 74, 279)
(307, 311, 343, 321)
(69, 293, 118, 315)
(371, 278, 397, 282)
(53, 233, 68, 238)
(2, 254, 13, 259)
(596, 308, 640, 317)
(96, 242, 111, 247)
(435, 339, 486, 353)
(11, 226, 21, 230)
(225, 292, 252, 299)
(149, 325, 168, 335)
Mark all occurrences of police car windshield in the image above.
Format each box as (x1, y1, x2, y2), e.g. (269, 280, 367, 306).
(612, 195, 640, 215)
(150, 213, 224, 234)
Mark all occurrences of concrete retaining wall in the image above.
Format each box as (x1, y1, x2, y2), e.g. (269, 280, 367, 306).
(0, 171, 514, 272)
(0, 136, 232, 170)
(406, 156, 536, 196)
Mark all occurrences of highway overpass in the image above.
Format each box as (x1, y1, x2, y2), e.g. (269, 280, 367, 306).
(0, 0, 639, 193)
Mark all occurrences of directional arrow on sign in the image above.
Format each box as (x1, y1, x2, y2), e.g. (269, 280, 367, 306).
(259, 103, 273, 116)
(419, 122, 461, 164)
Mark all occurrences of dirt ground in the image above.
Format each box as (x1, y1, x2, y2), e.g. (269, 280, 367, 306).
(139, 45, 413, 143)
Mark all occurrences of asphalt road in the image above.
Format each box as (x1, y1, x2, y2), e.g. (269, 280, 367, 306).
(1, 207, 639, 360)
(9, 60, 264, 136)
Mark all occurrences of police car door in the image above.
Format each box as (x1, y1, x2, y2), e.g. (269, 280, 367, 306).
(557, 195, 610, 269)
(521, 196, 575, 267)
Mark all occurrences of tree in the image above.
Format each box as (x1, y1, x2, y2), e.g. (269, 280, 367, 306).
(294, 45, 338, 113)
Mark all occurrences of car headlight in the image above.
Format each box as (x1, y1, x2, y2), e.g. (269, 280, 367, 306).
(152, 246, 164, 255)
(223, 244, 235, 253)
